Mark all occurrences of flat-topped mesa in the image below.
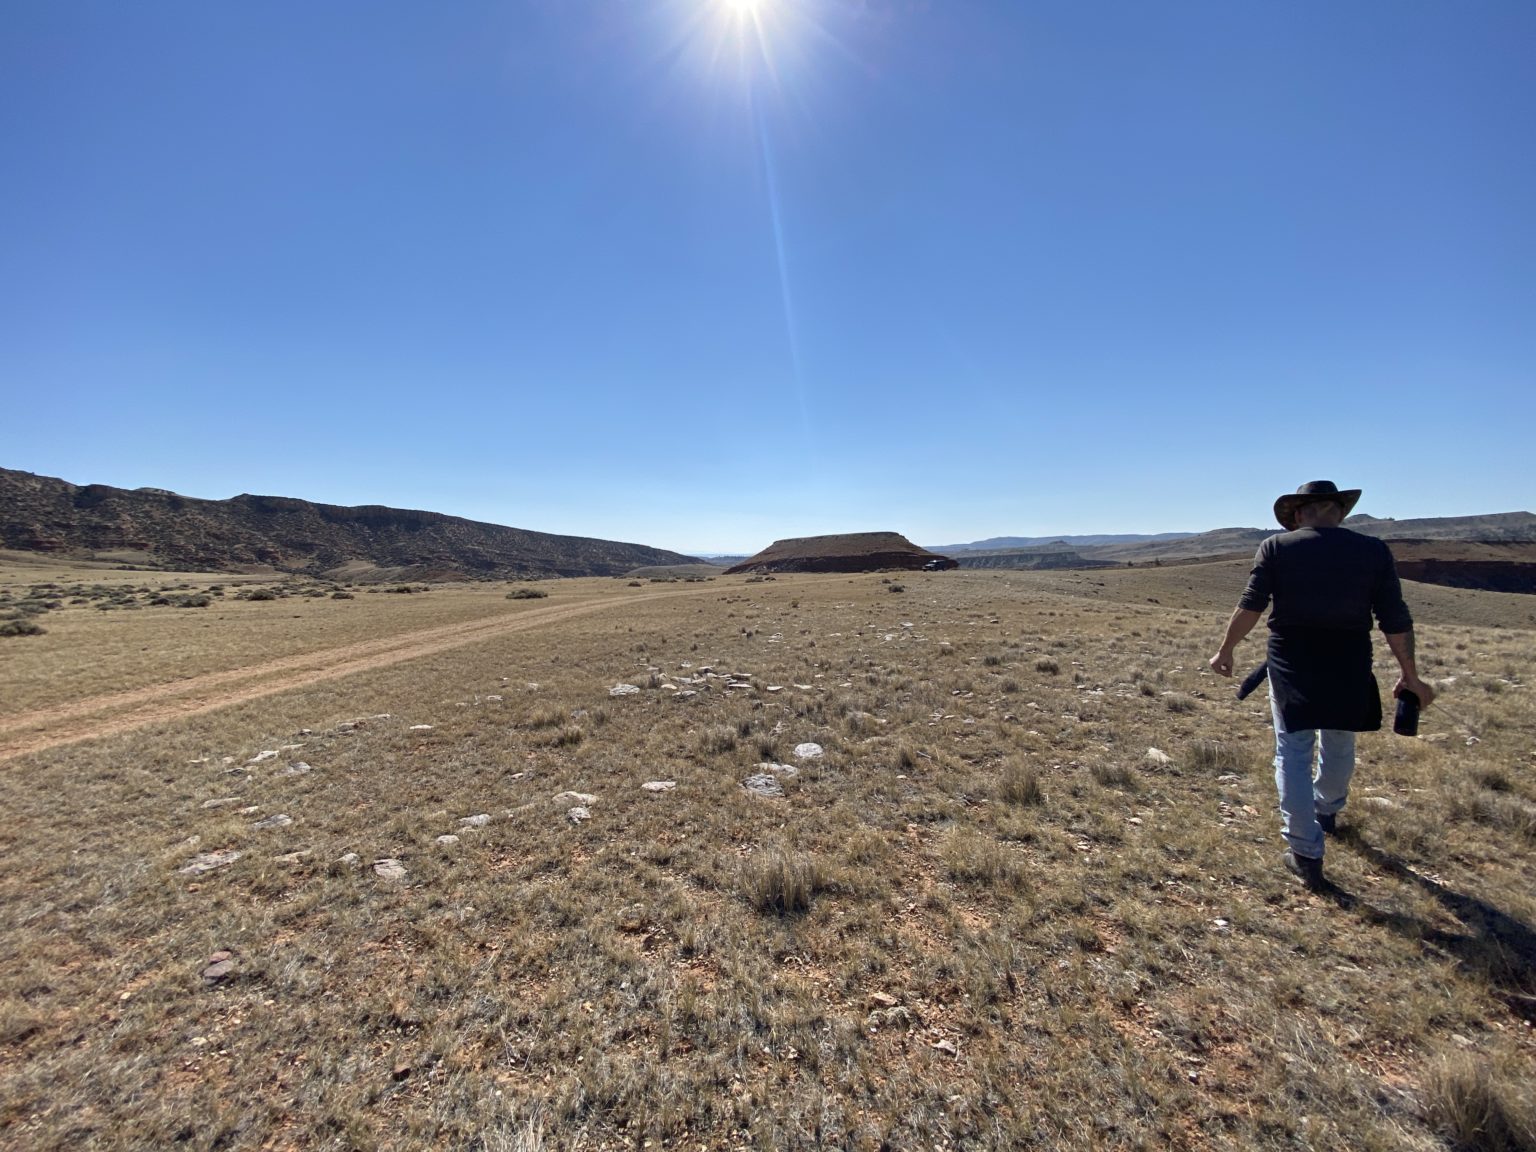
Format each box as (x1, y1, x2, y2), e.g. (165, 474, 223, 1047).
(724, 531, 958, 575)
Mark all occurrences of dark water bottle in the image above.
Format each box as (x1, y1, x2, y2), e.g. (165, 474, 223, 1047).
(1393, 689, 1420, 737)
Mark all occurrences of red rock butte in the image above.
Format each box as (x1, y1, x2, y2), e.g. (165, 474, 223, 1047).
(724, 532, 958, 575)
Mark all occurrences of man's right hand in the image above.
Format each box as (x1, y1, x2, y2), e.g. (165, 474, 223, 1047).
(1209, 650, 1234, 677)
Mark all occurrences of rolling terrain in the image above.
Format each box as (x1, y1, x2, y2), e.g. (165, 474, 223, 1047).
(2, 558, 1533, 1150)
(0, 467, 700, 580)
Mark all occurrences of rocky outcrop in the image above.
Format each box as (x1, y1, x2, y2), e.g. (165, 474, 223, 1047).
(725, 532, 956, 575)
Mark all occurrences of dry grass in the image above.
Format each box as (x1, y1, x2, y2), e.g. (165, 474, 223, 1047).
(2, 561, 1535, 1150)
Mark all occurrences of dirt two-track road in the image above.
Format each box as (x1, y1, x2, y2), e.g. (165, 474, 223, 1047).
(0, 587, 710, 763)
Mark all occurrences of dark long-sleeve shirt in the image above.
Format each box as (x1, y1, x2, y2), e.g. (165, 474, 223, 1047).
(1238, 527, 1413, 634)
(1238, 527, 1411, 731)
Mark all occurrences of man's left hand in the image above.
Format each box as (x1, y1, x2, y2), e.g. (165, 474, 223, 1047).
(1395, 675, 1436, 710)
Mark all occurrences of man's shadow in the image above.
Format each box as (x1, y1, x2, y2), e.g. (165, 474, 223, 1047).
(1324, 831, 1536, 1024)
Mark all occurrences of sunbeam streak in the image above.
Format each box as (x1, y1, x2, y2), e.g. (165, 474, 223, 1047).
(751, 89, 809, 436)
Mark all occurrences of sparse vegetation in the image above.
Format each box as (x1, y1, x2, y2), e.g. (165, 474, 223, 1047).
(1, 558, 1533, 1150)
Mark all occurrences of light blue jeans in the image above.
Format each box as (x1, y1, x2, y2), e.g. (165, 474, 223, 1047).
(1270, 690, 1355, 860)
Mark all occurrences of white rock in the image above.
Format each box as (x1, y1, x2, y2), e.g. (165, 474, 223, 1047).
(373, 858, 408, 880)
(793, 742, 824, 760)
(609, 683, 641, 697)
(178, 850, 242, 875)
(409, 724, 434, 732)
(1144, 748, 1173, 766)
(281, 761, 312, 776)
(641, 781, 676, 793)
(251, 813, 293, 830)
(758, 762, 799, 777)
(459, 813, 491, 828)
(567, 806, 591, 824)
(553, 791, 597, 806)
(201, 797, 242, 809)
(247, 750, 279, 764)
(743, 773, 784, 798)
(435, 834, 460, 846)
(337, 852, 360, 866)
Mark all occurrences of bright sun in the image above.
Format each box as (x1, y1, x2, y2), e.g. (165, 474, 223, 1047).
(722, 0, 764, 17)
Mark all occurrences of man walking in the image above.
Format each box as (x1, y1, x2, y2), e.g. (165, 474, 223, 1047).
(1209, 481, 1436, 888)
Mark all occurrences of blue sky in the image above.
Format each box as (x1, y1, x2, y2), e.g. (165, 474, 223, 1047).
(3, 1, 1532, 555)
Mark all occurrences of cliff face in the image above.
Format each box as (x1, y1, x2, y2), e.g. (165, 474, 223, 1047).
(0, 467, 700, 578)
(725, 532, 956, 575)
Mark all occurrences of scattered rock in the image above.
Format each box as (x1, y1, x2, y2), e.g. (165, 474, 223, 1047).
(459, 813, 491, 828)
(409, 724, 434, 732)
(552, 791, 597, 806)
(373, 858, 407, 881)
(870, 991, 899, 1008)
(202, 959, 235, 983)
(567, 806, 591, 824)
(179, 850, 242, 876)
(237, 806, 260, 815)
(609, 684, 641, 697)
(1363, 796, 1399, 810)
(1420, 733, 1449, 744)
(793, 743, 824, 760)
(247, 750, 279, 764)
(251, 813, 293, 830)
(1216, 774, 1241, 784)
(274, 850, 312, 865)
(758, 762, 799, 777)
(280, 762, 312, 776)
(743, 773, 784, 798)
(641, 781, 676, 793)
(435, 834, 460, 846)
(337, 852, 360, 866)
(200, 797, 242, 809)
(930, 1039, 959, 1057)
(1144, 748, 1173, 766)
(867, 1005, 916, 1029)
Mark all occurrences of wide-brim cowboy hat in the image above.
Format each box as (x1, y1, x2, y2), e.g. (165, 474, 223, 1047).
(1274, 480, 1362, 531)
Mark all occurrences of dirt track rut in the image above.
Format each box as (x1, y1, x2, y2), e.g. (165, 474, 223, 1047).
(0, 590, 696, 762)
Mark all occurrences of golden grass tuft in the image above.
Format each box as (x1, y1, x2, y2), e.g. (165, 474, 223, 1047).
(1423, 1053, 1536, 1152)
(739, 846, 822, 914)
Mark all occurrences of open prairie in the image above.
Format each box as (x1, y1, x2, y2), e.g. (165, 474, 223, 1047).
(2, 563, 1533, 1150)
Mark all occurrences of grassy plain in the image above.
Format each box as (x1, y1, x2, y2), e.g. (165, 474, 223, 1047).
(1, 561, 1533, 1150)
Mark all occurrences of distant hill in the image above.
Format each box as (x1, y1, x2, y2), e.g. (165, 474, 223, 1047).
(932, 532, 1196, 552)
(949, 513, 1536, 593)
(725, 532, 956, 575)
(948, 512, 1536, 569)
(0, 467, 701, 580)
